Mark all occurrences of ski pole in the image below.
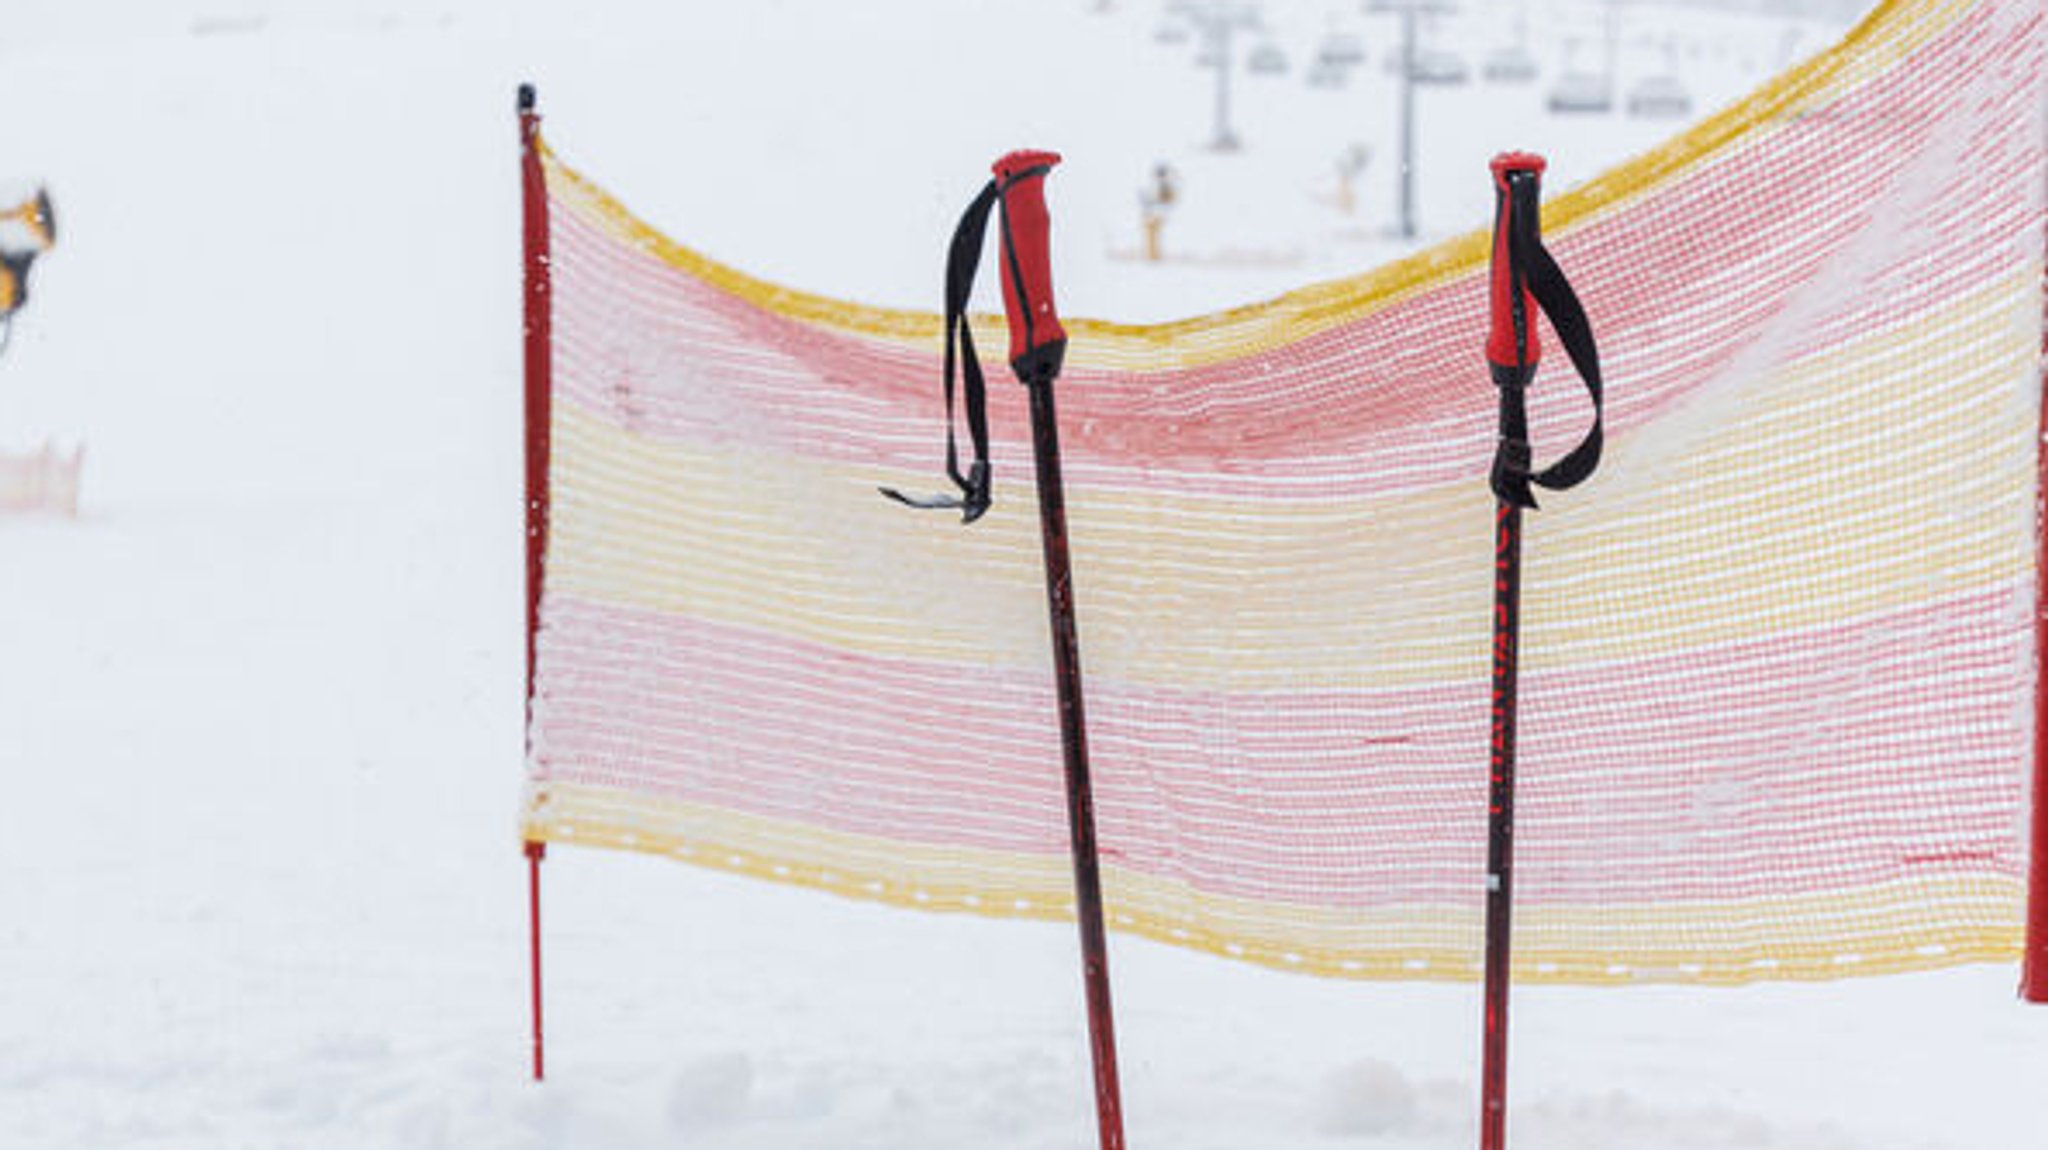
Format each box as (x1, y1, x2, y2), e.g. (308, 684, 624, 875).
(995, 150, 1127, 1150)
(882, 151, 1126, 1150)
(1480, 151, 1604, 1150)
(1479, 152, 1539, 1150)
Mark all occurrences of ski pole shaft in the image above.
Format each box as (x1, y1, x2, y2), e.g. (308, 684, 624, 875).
(1027, 378, 1126, 1150)
(1481, 497, 1521, 1150)
(994, 150, 1124, 1150)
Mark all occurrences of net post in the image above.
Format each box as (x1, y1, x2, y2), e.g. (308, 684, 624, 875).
(2027, 217, 2048, 1004)
(519, 81, 551, 720)
(518, 80, 557, 1072)
(526, 838, 547, 1079)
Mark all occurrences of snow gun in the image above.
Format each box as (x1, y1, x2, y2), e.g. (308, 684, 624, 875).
(1485, 153, 1602, 510)
(0, 188, 57, 347)
(0, 187, 57, 250)
(881, 150, 1068, 523)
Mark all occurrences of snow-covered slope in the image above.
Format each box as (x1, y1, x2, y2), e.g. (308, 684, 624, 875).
(2, 2, 2041, 1148)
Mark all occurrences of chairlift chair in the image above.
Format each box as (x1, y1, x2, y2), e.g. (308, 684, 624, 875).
(1547, 70, 1613, 114)
(1316, 32, 1366, 69)
(1248, 42, 1289, 74)
(1482, 45, 1539, 84)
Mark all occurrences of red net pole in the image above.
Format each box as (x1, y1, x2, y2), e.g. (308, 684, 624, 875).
(527, 839, 547, 1079)
(519, 80, 554, 1075)
(519, 84, 551, 733)
(2027, 211, 2048, 1004)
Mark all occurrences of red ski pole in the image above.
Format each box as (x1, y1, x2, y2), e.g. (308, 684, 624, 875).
(1478, 151, 1605, 1150)
(993, 150, 1127, 1150)
(1480, 152, 1543, 1150)
(883, 150, 1125, 1149)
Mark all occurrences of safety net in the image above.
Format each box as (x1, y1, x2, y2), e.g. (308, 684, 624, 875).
(520, 0, 2046, 984)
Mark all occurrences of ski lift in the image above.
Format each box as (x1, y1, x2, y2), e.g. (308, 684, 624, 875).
(1316, 32, 1367, 70)
(1247, 42, 1289, 75)
(1306, 59, 1349, 89)
(1154, 21, 1191, 45)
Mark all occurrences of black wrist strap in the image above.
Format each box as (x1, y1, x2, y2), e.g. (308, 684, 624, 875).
(1492, 175, 1604, 510)
(881, 179, 1000, 523)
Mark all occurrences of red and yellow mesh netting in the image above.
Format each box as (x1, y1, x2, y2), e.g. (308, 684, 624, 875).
(521, 0, 2046, 984)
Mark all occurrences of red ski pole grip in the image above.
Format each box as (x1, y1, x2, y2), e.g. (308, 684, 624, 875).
(991, 149, 1067, 382)
(1487, 152, 1545, 374)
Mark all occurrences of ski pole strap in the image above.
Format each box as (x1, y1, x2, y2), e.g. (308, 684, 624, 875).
(1487, 153, 1603, 510)
(880, 178, 1001, 523)
(880, 151, 1065, 523)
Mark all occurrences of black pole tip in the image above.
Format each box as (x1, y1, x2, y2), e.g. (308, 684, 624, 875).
(518, 83, 537, 112)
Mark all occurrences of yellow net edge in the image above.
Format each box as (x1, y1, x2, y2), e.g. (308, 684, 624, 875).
(531, 0, 1965, 370)
(520, 782, 2024, 986)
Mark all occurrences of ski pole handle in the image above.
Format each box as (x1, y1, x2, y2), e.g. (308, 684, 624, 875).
(1487, 152, 1545, 378)
(992, 150, 1067, 385)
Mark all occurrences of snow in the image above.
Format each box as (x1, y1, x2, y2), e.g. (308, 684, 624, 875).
(1, 1, 2042, 1148)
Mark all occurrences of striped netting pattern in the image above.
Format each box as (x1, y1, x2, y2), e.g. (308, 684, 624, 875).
(522, 0, 2047, 984)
